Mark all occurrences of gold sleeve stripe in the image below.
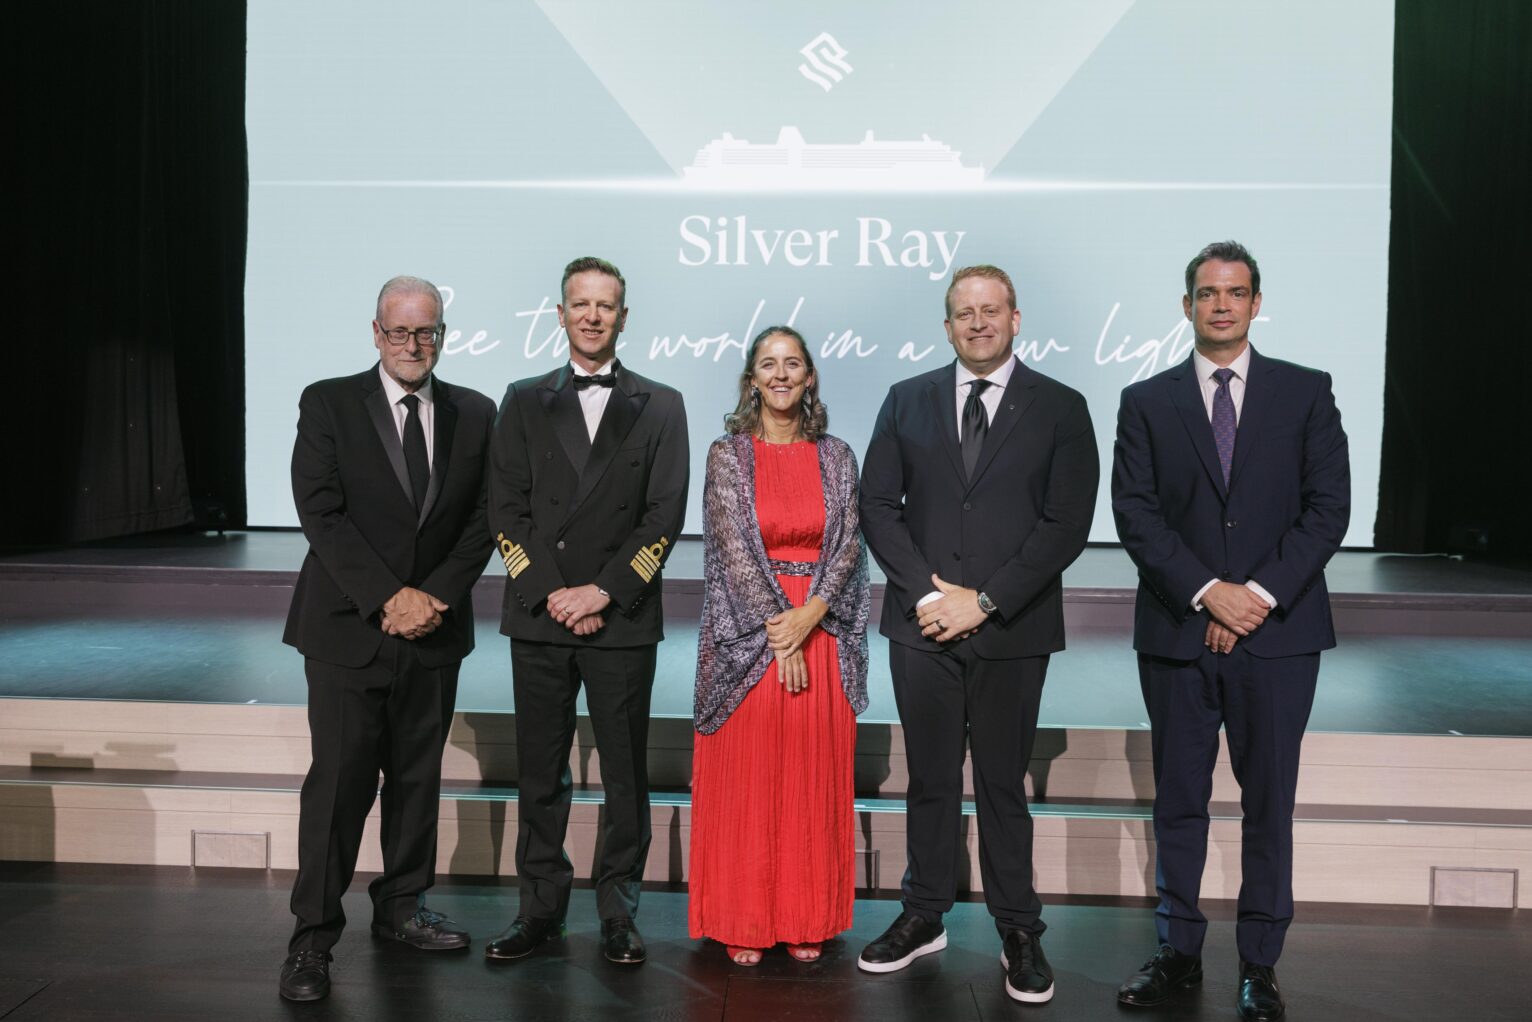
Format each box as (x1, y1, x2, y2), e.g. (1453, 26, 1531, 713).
(497, 533, 531, 580)
(629, 537, 669, 584)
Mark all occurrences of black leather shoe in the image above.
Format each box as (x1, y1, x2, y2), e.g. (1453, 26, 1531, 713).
(484, 916, 564, 960)
(856, 911, 947, 973)
(278, 950, 332, 1002)
(1117, 944, 1204, 1007)
(371, 907, 470, 950)
(1000, 929, 1055, 1004)
(1237, 961, 1285, 1020)
(601, 917, 647, 964)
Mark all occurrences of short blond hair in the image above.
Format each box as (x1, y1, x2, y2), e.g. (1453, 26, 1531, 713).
(945, 265, 1016, 317)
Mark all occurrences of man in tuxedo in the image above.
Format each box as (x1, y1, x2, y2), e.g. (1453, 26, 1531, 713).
(483, 256, 688, 966)
(858, 265, 1098, 1003)
(1111, 241, 1349, 1021)
(279, 276, 497, 1002)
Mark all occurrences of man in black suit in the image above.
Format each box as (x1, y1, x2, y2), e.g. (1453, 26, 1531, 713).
(1111, 241, 1349, 1021)
(483, 257, 688, 966)
(858, 265, 1098, 1003)
(279, 276, 497, 1001)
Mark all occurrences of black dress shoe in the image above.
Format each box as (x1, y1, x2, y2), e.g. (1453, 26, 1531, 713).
(1000, 929, 1055, 1004)
(1237, 961, 1285, 1021)
(371, 907, 470, 950)
(1117, 944, 1203, 1007)
(856, 911, 947, 973)
(278, 949, 332, 1002)
(484, 916, 564, 960)
(601, 917, 647, 964)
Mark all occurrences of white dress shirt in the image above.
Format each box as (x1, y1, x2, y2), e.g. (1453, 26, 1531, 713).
(1187, 344, 1276, 612)
(572, 358, 616, 442)
(954, 356, 1014, 441)
(379, 365, 434, 471)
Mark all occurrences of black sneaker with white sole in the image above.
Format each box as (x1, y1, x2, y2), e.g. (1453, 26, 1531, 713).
(1000, 929, 1055, 1004)
(857, 911, 947, 973)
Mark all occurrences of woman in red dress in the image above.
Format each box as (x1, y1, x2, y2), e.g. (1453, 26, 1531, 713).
(690, 326, 871, 966)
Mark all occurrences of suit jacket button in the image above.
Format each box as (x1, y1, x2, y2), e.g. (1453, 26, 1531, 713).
(618, 503, 628, 510)
(1221, 572, 1231, 579)
(551, 497, 560, 505)
(557, 541, 566, 550)
(952, 552, 960, 561)
(545, 451, 553, 460)
(963, 502, 972, 511)
(1226, 520, 1237, 528)
(630, 459, 640, 467)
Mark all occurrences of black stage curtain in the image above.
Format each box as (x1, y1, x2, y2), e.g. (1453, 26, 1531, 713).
(12, 1, 246, 544)
(1377, 1, 1532, 554)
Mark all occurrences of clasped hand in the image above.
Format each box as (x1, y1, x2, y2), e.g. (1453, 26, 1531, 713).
(765, 599, 827, 659)
(381, 586, 447, 640)
(1201, 581, 1270, 636)
(915, 574, 987, 643)
(547, 584, 612, 636)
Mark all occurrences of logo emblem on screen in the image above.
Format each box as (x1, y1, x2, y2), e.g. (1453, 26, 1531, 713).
(798, 32, 853, 92)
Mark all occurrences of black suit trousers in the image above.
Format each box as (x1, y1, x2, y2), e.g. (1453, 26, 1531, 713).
(890, 641, 1048, 935)
(510, 639, 657, 922)
(1139, 646, 1319, 966)
(289, 639, 459, 952)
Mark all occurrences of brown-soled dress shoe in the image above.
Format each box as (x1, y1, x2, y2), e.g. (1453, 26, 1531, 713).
(1237, 960, 1285, 1021)
(371, 907, 470, 950)
(601, 917, 647, 964)
(278, 949, 332, 1002)
(1117, 943, 1204, 1007)
(484, 915, 564, 960)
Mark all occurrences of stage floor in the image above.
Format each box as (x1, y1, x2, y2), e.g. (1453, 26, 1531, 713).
(4, 532, 1532, 736)
(0, 863, 1525, 1021)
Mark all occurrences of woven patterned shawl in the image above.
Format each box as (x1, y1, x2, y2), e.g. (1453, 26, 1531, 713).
(692, 432, 870, 734)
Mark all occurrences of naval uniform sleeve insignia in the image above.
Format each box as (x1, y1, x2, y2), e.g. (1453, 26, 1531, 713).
(630, 537, 669, 583)
(497, 532, 530, 579)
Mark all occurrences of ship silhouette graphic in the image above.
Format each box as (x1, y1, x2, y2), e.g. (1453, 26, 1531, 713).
(682, 127, 985, 188)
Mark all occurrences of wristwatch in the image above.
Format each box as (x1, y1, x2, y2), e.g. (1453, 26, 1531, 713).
(977, 591, 998, 616)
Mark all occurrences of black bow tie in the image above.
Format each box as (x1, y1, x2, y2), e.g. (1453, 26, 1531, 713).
(573, 372, 616, 390)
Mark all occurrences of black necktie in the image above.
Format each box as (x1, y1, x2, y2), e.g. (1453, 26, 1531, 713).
(961, 379, 991, 479)
(400, 393, 429, 511)
(573, 372, 616, 390)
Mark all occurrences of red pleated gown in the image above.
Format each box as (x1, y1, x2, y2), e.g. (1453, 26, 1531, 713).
(688, 438, 856, 948)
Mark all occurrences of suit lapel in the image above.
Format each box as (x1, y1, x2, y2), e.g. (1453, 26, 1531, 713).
(539, 366, 591, 475)
(572, 362, 648, 511)
(1170, 355, 1228, 501)
(1228, 346, 1270, 492)
(362, 369, 414, 506)
(925, 363, 966, 486)
(968, 356, 1039, 489)
(418, 377, 456, 525)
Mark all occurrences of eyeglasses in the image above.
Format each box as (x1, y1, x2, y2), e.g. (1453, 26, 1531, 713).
(379, 325, 442, 348)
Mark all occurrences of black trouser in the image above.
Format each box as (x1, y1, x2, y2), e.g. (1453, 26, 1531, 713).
(1140, 646, 1319, 966)
(510, 639, 657, 923)
(289, 638, 460, 952)
(890, 641, 1048, 936)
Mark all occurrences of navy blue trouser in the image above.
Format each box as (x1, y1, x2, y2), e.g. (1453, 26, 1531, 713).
(1140, 645, 1319, 966)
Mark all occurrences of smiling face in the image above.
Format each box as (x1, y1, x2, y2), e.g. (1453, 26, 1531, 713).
(372, 289, 443, 391)
(751, 331, 814, 421)
(558, 269, 628, 372)
(1183, 258, 1262, 361)
(944, 275, 1020, 376)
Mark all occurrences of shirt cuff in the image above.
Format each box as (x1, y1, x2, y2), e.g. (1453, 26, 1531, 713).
(916, 590, 943, 610)
(1190, 578, 1218, 612)
(1245, 579, 1277, 609)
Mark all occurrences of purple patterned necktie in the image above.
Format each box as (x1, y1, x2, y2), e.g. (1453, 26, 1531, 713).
(1211, 367, 1236, 486)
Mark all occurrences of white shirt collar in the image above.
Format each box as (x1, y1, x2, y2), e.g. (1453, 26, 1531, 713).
(955, 355, 1017, 391)
(571, 358, 616, 378)
(1192, 343, 1251, 385)
(378, 364, 433, 407)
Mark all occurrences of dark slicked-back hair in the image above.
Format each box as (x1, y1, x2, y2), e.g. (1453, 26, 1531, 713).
(561, 256, 627, 307)
(1185, 240, 1260, 297)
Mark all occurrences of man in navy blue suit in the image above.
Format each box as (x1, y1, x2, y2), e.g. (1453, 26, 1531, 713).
(1111, 241, 1349, 1021)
